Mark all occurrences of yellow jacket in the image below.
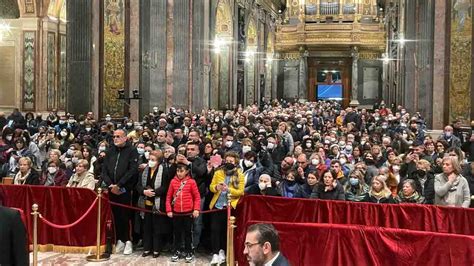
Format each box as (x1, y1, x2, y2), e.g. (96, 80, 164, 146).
(209, 168, 245, 209)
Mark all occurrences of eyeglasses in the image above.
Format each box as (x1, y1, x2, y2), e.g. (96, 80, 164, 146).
(113, 135, 123, 139)
(244, 242, 261, 249)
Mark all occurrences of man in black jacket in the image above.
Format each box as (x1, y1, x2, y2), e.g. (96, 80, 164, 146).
(102, 129, 139, 255)
(0, 192, 29, 266)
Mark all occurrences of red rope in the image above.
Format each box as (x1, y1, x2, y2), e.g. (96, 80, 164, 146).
(39, 197, 99, 229)
(106, 200, 226, 216)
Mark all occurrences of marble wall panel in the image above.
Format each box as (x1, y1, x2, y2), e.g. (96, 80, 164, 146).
(0, 46, 16, 107)
(58, 34, 66, 110)
(22, 31, 35, 110)
(283, 60, 299, 99)
(46, 32, 56, 110)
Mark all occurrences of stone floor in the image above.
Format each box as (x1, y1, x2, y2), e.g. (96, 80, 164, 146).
(32, 251, 214, 265)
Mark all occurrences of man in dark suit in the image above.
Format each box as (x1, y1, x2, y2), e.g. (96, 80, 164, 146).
(0, 205, 29, 265)
(244, 223, 290, 266)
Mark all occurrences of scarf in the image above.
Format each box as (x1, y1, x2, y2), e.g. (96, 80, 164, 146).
(370, 188, 391, 199)
(138, 165, 163, 218)
(14, 170, 31, 185)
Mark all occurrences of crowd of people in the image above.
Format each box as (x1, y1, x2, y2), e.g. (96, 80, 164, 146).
(0, 100, 473, 264)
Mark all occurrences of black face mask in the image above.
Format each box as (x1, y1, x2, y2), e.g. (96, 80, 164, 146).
(224, 163, 235, 171)
(416, 169, 426, 176)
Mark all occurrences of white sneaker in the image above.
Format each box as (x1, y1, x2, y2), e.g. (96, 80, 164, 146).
(218, 249, 226, 263)
(123, 241, 133, 255)
(115, 240, 125, 254)
(210, 254, 220, 264)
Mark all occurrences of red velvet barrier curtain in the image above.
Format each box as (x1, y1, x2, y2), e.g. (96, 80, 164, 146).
(243, 221, 474, 266)
(0, 185, 112, 249)
(235, 195, 474, 265)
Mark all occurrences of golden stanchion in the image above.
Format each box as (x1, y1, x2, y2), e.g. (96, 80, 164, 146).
(86, 188, 110, 262)
(228, 216, 236, 266)
(226, 193, 236, 266)
(31, 204, 39, 266)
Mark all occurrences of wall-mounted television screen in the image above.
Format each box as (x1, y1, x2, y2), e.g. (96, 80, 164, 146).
(317, 84, 343, 100)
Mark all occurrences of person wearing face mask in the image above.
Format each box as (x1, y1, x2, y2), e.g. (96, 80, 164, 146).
(438, 125, 461, 149)
(136, 142, 148, 171)
(220, 134, 242, 154)
(136, 150, 173, 258)
(246, 174, 280, 196)
(302, 138, 314, 157)
(278, 170, 302, 198)
(240, 151, 261, 193)
(40, 159, 68, 186)
(209, 152, 245, 264)
(344, 169, 369, 202)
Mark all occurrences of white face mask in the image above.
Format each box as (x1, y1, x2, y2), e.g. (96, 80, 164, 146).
(126, 123, 133, 127)
(47, 167, 57, 174)
(144, 151, 150, 159)
(258, 182, 267, 191)
(267, 143, 275, 150)
(137, 148, 145, 155)
(148, 161, 157, 168)
(225, 141, 233, 148)
(105, 117, 111, 121)
(71, 158, 79, 164)
(5, 135, 12, 141)
(67, 149, 74, 156)
(305, 142, 312, 148)
(60, 131, 68, 137)
(339, 158, 347, 165)
(392, 165, 400, 172)
(85, 127, 91, 132)
(312, 159, 319, 165)
(242, 145, 252, 154)
(244, 159, 254, 168)
(296, 124, 302, 129)
(98, 146, 106, 152)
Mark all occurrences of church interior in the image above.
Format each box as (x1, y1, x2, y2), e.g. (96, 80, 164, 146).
(0, 0, 472, 129)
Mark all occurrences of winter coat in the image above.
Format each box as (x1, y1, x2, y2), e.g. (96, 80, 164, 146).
(166, 175, 201, 213)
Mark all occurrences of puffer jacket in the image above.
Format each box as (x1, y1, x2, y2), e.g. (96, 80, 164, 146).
(166, 175, 201, 213)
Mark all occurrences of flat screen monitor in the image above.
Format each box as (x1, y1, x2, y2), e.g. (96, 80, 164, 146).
(317, 84, 343, 100)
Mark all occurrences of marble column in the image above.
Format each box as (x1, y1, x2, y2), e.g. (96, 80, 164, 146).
(298, 49, 308, 101)
(129, 0, 140, 121)
(350, 46, 360, 106)
(432, 0, 446, 129)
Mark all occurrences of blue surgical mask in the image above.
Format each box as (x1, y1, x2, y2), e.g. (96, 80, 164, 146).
(349, 178, 359, 186)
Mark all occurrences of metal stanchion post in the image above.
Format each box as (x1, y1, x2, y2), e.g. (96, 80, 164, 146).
(228, 216, 236, 266)
(31, 204, 39, 266)
(226, 193, 234, 265)
(86, 188, 110, 262)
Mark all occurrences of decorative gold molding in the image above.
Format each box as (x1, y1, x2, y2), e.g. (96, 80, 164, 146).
(359, 51, 380, 60)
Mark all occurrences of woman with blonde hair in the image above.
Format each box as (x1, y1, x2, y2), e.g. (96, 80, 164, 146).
(209, 151, 245, 264)
(66, 159, 95, 190)
(13, 157, 39, 185)
(434, 156, 470, 208)
(277, 121, 294, 155)
(363, 175, 397, 203)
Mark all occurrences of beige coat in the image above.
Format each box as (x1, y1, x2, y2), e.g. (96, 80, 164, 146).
(67, 172, 96, 190)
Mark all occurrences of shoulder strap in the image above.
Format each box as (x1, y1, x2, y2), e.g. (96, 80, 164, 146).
(171, 179, 188, 206)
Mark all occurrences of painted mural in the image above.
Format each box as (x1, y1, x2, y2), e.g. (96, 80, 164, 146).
(22, 31, 35, 110)
(449, 0, 472, 123)
(47, 33, 56, 110)
(103, 0, 125, 117)
(59, 34, 67, 110)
